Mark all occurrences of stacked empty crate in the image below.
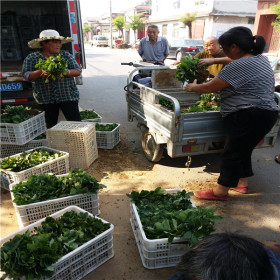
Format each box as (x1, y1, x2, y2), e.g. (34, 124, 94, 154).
(80, 109, 120, 149)
(47, 121, 98, 169)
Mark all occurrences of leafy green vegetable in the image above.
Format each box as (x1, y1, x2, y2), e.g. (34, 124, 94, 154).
(127, 187, 222, 245)
(0, 148, 65, 172)
(35, 54, 68, 83)
(11, 168, 105, 205)
(159, 97, 174, 110)
(0, 105, 41, 124)
(80, 110, 100, 120)
(96, 123, 118, 131)
(176, 54, 209, 84)
(0, 210, 110, 279)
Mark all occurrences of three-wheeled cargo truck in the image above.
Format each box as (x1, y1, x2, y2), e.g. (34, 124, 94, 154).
(125, 65, 280, 166)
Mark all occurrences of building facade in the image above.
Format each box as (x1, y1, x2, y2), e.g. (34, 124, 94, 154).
(149, 0, 257, 42)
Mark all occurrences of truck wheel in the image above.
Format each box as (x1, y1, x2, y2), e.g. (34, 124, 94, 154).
(142, 129, 164, 162)
(176, 51, 182, 61)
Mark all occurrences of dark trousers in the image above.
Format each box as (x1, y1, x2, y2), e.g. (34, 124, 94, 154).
(218, 108, 278, 188)
(40, 101, 81, 128)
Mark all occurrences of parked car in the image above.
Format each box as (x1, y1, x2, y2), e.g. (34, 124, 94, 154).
(168, 39, 204, 61)
(89, 35, 109, 47)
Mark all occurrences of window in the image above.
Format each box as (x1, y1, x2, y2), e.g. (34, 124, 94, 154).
(173, 0, 180, 9)
(172, 24, 179, 38)
(162, 24, 167, 36)
(248, 18, 254, 24)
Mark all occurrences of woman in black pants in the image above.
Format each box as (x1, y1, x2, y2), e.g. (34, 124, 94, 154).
(184, 26, 279, 200)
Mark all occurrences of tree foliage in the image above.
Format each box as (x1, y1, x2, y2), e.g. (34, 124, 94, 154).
(271, 2, 280, 31)
(113, 15, 125, 39)
(82, 24, 92, 41)
(179, 13, 197, 39)
(126, 14, 145, 42)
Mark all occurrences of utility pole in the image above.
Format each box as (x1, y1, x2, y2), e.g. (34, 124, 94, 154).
(110, 0, 113, 48)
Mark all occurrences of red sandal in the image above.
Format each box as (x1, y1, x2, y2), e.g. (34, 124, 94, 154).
(194, 190, 229, 201)
(230, 186, 248, 194)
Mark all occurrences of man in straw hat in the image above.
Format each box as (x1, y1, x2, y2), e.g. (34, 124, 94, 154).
(22, 29, 82, 128)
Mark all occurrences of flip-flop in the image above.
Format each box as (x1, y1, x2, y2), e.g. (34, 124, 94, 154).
(275, 156, 280, 164)
(194, 189, 229, 201)
(230, 186, 248, 194)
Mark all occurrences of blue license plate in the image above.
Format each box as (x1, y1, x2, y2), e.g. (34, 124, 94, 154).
(0, 82, 23, 91)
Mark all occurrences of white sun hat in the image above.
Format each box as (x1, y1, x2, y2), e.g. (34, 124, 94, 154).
(28, 29, 74, 49)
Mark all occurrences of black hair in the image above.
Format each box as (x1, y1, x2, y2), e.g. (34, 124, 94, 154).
(147, 25, 159, 32)
(218, 26, 266, 55)
(177, 232, 274, 280)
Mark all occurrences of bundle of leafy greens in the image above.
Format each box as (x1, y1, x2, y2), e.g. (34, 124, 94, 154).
(0, 210, 110, 280)
(35, 53, 68, 83)
(11, 168, 105, 205)
(96, 123, 118, 131)
(127, 187, 222, 245)
(80, 110, 100, 120)
(0, 148, 65, 172)
(176, 54, 209, 84)
(0, 105, 40, 124)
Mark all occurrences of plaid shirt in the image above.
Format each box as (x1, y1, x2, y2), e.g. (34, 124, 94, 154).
(22, 50, 81, 104)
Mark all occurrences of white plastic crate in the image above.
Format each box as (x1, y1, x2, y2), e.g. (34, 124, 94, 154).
(130, 189, 193, 269)
(47, 121, 98, 169)
(80, 110, 102, 122)
(96, 123, 120, 149)
(0, 206, 114, 280)
(0, 146, 69, 184)
(0, 111, 46, 145)
(10, 174, 100, 227)
(0, 137, 48, 158)
(0, 174, 9, 190)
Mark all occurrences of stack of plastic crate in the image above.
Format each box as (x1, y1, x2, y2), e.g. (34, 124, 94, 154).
(0, 206, 114, 279)
(47, 121, 98, 169)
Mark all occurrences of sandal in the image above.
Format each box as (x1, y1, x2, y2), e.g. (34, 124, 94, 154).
(275, 155, 280, 164)
(230, 186, 248, 194)
(194, 189, 228, 201)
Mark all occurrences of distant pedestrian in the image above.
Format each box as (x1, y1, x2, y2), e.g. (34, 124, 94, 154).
(138, 25, 169, 65)
(22, 29, 82, 128)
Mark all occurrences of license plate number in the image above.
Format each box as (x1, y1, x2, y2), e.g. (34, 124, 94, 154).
(0, 82, 23, 91)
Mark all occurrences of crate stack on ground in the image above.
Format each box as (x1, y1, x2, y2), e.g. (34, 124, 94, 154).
(47, 121, 98, 169)
(80, 109, 121, 149)
(0, 107, 48, 189)
(0, 206, 114, 280)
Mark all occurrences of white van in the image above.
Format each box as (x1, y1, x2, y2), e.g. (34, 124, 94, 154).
(89, 35, 109, 47)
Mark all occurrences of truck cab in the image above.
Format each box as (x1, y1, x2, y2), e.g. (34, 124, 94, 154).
(1, 0, 85, 106)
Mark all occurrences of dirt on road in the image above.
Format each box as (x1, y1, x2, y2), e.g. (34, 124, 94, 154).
(1, 137, 280, 280)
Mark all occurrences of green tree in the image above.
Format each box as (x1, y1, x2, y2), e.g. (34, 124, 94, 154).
(126, 14, 145, 43)
(83, 24, 92, 41)
(271, 2, 280, 31)
(141, 0, 152, 4)
(113, 15, 125, 39)
(179, 13, 197, 39)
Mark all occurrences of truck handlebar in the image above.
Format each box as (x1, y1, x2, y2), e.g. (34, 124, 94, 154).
(121, 62, 133, 66)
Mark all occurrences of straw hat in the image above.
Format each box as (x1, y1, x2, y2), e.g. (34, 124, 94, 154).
(28, 29, 74, 49)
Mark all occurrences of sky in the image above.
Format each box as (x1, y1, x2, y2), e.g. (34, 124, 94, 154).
(80, 0, 142, 20)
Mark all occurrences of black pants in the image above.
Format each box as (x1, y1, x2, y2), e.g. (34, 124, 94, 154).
(40, 101, 81, 128)
(218, 108, 278, 188)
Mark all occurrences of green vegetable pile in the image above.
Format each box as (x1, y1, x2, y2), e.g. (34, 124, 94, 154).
(35, 53, 68, 83)
(0, 210, 110, 279)
(0, 105, 40, 124)
(96, 123, 118, 131)
(176, 54, 209, 84)
(12, 168, 105, 205)
(127, 187, 222, 245)
(0, 148, 65, 172)
(80, 110, 100, 120)
(181, 93, 220, 113)
(159, 93, 220, 113)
